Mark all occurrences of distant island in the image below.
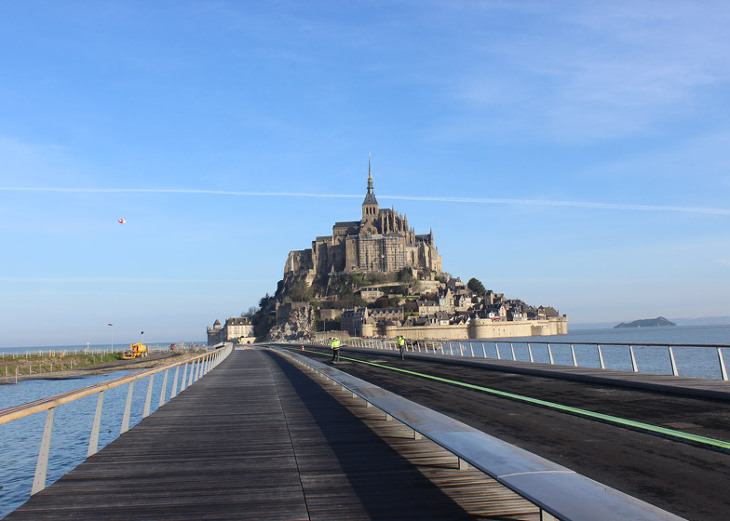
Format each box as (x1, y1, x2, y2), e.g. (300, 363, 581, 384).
(615, 316, 676, 328)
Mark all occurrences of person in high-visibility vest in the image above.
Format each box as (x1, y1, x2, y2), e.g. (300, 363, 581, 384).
(330, 337, 341, 362)
(397, 335, 406, 360)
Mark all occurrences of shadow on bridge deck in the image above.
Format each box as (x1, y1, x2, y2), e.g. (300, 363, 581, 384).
(5, 349, 537, 521)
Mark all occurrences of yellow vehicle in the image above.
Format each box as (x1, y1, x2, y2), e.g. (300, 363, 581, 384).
(122, 343, 148, 359)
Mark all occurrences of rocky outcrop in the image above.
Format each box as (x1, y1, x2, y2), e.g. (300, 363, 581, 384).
(268, 302, 315, 339)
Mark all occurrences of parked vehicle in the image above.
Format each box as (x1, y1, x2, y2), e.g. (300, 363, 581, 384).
(122, 343, 148, 359)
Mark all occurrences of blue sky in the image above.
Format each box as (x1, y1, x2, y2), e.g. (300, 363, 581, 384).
(1, 1, 729, 347)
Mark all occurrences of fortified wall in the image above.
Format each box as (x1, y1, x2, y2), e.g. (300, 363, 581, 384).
(383, 316, 568, 341)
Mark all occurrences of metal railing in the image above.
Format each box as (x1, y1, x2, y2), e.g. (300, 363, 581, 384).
(0, 345, 232, 496)
(305, 337, 730, 381)
(312, 336, 446, 353)
(274, 346, 686, 521)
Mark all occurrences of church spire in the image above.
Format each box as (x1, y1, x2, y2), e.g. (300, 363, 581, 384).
(362, 153, 379, 223)
(367, 152, 374, 194)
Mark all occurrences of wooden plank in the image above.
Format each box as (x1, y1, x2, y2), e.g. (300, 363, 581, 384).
(6, 350, 539, 520)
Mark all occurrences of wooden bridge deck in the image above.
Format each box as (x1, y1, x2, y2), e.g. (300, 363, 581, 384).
(5, 349, 538, 520)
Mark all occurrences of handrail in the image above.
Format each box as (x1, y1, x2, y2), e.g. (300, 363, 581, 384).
(1, 348, 216, 425)
(0, 344, 233, 498)
(299, 337, 730, 381)
(273, 347, 686, 521)
(477, 340, 730, 348)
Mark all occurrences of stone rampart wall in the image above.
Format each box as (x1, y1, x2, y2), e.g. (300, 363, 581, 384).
(382, 317, 567, 341)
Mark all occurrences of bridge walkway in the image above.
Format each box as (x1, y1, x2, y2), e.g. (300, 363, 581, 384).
(5, 349, 538, 521)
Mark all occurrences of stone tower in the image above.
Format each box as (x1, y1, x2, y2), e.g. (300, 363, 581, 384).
(279, 159, 443, 295)
(361, 155, 379, 233)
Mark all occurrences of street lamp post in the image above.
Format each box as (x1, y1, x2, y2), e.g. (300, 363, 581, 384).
(107, 323, 114, 353)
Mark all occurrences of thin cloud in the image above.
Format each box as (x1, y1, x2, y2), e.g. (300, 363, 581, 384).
(1, 186, 728, 215)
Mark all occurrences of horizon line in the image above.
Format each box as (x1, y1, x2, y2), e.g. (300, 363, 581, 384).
(0, 276, 267, 283)
(1, 186, 728, 215)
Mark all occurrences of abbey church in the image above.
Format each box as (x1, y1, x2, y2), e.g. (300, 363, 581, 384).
(282, 162, 443, 288)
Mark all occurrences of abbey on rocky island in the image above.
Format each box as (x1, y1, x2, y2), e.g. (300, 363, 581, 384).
(207, 160, 567, 344)
(282, 161, 442, 290)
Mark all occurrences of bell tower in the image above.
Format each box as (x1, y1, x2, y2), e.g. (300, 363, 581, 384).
(361, 154, 379, 227)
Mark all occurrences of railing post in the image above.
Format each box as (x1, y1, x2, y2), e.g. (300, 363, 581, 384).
(143, 374, 155, 418)
(570, 344, 578, 367)
(469, 342, 475, 357)
(597, 345, 605, 369)
(495, 343, 501, 360)
(31, 407, 55, 495)
(547, 344, 554, 365)
(171, 365, 180, 398)
(540, 509, 559, 521)
(668, 346, 679, 376)
(510, 343, 516, 361)
(159, 368, 169, 407)
(180, 363, 188, 392)
(629, 345, 639, 372)
(528, 343, 534, 362)
(121, 381, 134, 434)
(718, 347, 728, 381)
(87, 391, 104, 457)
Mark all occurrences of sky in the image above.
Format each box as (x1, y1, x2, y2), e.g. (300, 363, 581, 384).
(1, 0, 729, 347)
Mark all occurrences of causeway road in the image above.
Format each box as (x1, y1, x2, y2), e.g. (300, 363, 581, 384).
(289, 345, 730, 521)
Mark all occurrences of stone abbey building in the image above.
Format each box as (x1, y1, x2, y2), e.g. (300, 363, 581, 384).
(283, 164, 443, 287)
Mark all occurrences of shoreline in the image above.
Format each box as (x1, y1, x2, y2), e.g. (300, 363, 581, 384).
(0, 351, 200, 386)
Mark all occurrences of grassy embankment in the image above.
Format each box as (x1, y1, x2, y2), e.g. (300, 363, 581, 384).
(1, 352, 124, 379)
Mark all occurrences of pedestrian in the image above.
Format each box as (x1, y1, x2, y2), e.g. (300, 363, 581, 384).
(397, 335, 406, 360)
(331, 337, 341, 362)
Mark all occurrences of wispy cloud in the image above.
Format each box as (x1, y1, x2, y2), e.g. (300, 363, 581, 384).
(448, 1, 730, 141)
(1, 186, 728, 215)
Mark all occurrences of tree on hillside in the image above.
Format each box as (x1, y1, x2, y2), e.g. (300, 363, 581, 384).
(467, 277, 486, 297)
(289, 280, 313, 302)
(402, 300, 418, 314)
(241, 306, 258, 318)
(250, 293, 276, 340)
(373, 296, 391, 308)
(397, 267, 414, 283)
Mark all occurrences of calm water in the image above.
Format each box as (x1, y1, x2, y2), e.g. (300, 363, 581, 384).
(443, 325, 730, 380)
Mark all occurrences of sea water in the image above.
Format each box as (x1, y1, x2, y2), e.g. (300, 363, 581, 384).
(445, 324, 730, 379)
(0, 368, 174, 518)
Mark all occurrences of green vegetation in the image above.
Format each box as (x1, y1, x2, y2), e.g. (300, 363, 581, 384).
(402, 300, 419, 315)
(467, 277, 487, 297)
(396, 267, 414, 283)
(0, 351, 123, 378)
(245, 294, 278, 340)
(288, 279, 313, 302)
